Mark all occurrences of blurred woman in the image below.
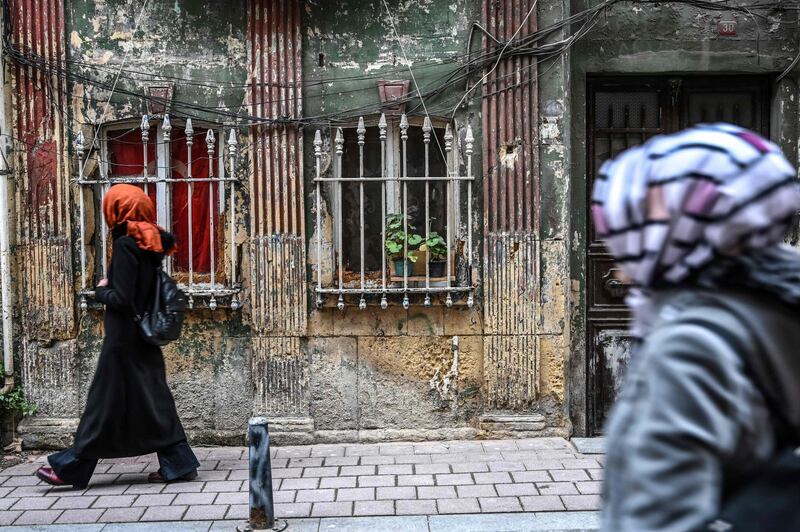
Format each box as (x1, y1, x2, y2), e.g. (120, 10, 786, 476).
(595, 124, 800, 531)
(36, 184, 198, 489)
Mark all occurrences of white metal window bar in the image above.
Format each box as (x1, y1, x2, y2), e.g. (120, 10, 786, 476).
(74, 114, 242, 311)
(313, 112, 475, 309)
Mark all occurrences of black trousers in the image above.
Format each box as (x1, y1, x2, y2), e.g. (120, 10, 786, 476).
(48, 440, 199, 488)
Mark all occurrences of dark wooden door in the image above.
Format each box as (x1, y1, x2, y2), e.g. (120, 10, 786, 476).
(586, 76, 770, 435)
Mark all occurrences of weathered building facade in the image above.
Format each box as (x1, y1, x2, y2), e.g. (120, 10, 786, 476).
(1, 0, 797, 446)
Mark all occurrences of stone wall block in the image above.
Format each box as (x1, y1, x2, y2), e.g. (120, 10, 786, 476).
(357, 337, 463, 430)
(22, 340, 80, 418)
(537, 334, 567, 401)
(214, 337, 253, 432)
(539, 239, 568, 335)
(333, 307, 407, 337)
(309, 337, 358, 430)
(405, 307, 444, 337)
(443, 307, 483, 336)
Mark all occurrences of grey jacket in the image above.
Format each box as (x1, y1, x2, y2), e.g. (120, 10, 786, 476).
(602, 289, 800, 532)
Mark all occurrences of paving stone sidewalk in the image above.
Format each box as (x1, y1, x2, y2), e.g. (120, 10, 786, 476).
(0, 437, 603, 528)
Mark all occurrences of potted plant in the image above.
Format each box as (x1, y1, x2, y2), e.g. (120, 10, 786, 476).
(385, 213, 422, 276)
(420, 231, 447, 277)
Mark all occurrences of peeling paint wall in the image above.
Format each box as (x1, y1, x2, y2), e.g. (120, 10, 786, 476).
(246, 0, 308, 426)
(567, 0, 799, 435)
(10, 0, 75, 349)
(68, 0, 247, 125)
(298, 0, 571, 442)
(297, 0, 503, 444)
(12, 0, 579, 447)
(11, 0, 255, 447)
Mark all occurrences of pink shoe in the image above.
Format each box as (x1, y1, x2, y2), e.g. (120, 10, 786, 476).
(35, 466, 85, 489)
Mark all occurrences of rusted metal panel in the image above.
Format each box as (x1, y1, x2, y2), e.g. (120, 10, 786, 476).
(252, 335, 308, 416)
(247, 0, 305, 335)
(483, 236, 537, 336)
(248, 0, 307, 416)
(481, 0, 539, 409)
(482, 0, 538, 237)
(9, 0, 75, 341)
(483, 235, 538, 408)
(485, 335, 537, 409)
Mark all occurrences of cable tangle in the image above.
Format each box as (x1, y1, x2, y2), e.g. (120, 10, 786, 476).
(1, 0, 796, 132)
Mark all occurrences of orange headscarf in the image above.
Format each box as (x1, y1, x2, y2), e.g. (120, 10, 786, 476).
(102, 184, 174, 255)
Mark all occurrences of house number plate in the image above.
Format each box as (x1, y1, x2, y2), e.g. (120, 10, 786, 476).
(718, 21, 736, 36)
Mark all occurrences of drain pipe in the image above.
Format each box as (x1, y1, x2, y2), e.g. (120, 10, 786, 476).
(0, 7, 13, 396)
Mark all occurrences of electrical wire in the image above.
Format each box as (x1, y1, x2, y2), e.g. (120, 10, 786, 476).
(79, 0, 151, 177)
(381, 0, 448, 163)
(2, 0, 797, 132)
(779, 18, 800, 82)
(3, 0, 599, 126)
(450, 0, 538, 123)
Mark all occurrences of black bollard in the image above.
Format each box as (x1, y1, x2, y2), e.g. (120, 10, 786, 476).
(248, 416, 275, 530)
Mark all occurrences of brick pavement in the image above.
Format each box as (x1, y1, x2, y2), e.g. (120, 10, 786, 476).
(0, 437, 603, 527)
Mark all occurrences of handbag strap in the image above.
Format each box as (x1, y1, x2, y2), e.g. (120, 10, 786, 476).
(152, 265, 163, 310)
(129, 262, 164, 322)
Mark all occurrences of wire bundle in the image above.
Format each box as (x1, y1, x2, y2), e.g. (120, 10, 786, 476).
(1, 0, 795, 134)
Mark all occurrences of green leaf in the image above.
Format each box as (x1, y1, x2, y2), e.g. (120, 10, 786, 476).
(423, 231, 447, 260)
(386, 242, 402, 253)
(0, 382, 37, 418)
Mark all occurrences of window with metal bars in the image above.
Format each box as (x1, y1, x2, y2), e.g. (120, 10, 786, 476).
(313, 113, 475, 309)
(74, 115, 242, 311)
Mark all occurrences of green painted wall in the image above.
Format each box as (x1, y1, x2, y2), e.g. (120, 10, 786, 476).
(64, 0, 253, 443)
(67, 0, 248, 123)
(566, 0, 800, 434)
(301, 0, 484, 308)
(302, 0, 481, 118)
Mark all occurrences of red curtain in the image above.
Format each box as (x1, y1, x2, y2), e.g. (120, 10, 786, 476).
(170, 129, 218, 274)
(108, 128, 217, 273)
(108, 130, 157, 206)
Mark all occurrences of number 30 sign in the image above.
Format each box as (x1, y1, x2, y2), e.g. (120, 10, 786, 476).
(718, 21, 737, 36)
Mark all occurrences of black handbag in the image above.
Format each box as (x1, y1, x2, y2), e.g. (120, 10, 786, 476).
(135, 266, 187, 346)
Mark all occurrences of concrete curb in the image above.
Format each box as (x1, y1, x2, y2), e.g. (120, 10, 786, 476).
(0, 511, 601, 531)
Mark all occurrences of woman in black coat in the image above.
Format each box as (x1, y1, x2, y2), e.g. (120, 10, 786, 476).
(36, 184, 199, 489)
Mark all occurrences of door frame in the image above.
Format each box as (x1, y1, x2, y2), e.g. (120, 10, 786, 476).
(580, 74, 773, 436)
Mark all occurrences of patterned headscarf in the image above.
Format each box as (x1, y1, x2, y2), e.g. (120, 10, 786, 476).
(592, 123, 800, 333)
(103, 184, 174, 255)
